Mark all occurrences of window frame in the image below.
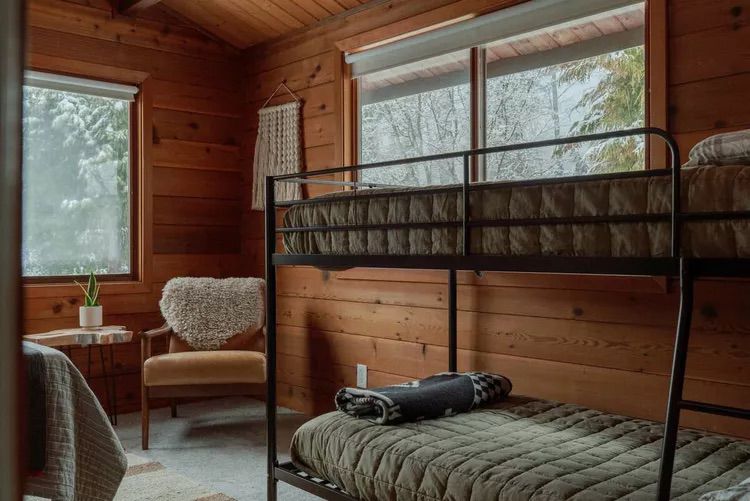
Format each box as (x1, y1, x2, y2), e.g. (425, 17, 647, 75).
(348, 3, 659, 182)
(21, 72, 141, 286)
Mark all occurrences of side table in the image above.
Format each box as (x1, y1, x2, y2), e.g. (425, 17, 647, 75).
(23, 326, 133, 425)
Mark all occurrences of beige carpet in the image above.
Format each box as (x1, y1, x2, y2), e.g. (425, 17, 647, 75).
(115, 453, 237, 501)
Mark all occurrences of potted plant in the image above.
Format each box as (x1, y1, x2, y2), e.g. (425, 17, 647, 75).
(76, 272, 102, 328)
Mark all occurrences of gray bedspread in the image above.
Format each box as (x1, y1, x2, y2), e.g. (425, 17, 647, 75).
(23, 342, 127, 501)
(291, 397, 750, 500)
(283, 165, 750, 257)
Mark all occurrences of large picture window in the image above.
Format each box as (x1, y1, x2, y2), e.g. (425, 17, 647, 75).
(22, 72, 138, 280)
(352, 0, 645, 186)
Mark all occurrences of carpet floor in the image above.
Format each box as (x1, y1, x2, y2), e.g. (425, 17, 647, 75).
(115, 397, 319, 501)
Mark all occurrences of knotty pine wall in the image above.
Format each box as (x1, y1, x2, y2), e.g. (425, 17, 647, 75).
(23, 0, 247, 414)
(243, 0, 750, 438)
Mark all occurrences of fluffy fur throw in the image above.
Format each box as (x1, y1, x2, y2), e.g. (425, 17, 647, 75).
(159, 277, 265, 351)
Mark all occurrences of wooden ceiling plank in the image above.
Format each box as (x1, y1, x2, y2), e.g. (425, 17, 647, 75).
(295, 0, 333, 20)
(223, 0, 288, 37)
(119, 0, 163, 15)
(336, 0, 362, 8)
(270, 0, 318, 26)
(245, 0, 306, 30)
(155, 2, 247, 49)
(161, 0, 262, 48)
(314, 0, 347, 16)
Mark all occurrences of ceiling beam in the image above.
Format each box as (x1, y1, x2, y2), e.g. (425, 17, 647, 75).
(119, 0, 163, 15)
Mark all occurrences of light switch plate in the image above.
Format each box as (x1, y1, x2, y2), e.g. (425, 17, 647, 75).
(356, 364, 367, 389)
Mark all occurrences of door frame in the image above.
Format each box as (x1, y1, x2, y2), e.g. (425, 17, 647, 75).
(0, 0, 24, 497)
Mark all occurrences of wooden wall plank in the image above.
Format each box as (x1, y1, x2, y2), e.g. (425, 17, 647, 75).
(249, 51, 336, 101)
(670, 24, 750, 85)
(28, 0, 234, 59)
(152, 254, 246, 281)
(153, 167, 243, 199)
(154, 225, 241, 254)
(248, 82, 335, 120)
(275, 292, 749, 385)
(669, 0, 750, 38)
(153, 139, 240, 171)
(154, 109, 241, 146)
(274, 327, 750, 437)
(670, 73, 750, 133)
(154, 196, 241, 226)
(152, 79, 242, 117)
(27, 26, 240, 91)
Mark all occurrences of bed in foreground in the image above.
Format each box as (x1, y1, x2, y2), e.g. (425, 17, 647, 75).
(23, 342, 127, 500)
(290, 397, 750, 501)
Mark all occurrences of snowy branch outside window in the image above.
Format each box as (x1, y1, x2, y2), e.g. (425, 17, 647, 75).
(358, 44, 645, 186)
(22, 85, 132, 277)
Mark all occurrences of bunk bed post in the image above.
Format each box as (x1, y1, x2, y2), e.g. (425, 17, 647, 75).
(448, 269, 457, 372)
(656, 258, 694, 501)
(265, 175, 278, 501)
(462, 154, 470, 256)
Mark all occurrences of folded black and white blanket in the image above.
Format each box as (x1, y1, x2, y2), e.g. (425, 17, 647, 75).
(335, 372, 512, 425)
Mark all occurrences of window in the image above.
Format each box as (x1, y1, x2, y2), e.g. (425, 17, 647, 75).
(22, 72, 138, 280)
(352, 0, 646, 186)
(359, 50, 470, 186)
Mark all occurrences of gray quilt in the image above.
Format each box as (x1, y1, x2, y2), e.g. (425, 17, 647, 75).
(291, 397, 750, 500)
(23, 343, 127, 501)
(283, 165, 750, 257)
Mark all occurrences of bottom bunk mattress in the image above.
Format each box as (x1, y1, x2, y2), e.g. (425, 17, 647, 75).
(290, 398, 750, 500)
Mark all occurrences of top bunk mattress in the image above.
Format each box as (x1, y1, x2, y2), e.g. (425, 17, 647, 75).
(282, 165, 750, 258)
(290, 397, 750, 501)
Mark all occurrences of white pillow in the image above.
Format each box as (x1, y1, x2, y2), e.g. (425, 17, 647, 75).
(685, 129, 750, 166)
(699, 477, 750, 500)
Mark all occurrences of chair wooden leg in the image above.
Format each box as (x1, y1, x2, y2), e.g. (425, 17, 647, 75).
(170, 398, 177, 418)
(141, 387, 149, 450)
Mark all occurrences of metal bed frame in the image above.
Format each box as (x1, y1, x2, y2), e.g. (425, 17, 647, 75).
(264, 127, 750, 501)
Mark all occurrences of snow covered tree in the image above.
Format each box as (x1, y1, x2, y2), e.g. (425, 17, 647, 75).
(359, 45, 645, 185)
(22, 87, 131, 277)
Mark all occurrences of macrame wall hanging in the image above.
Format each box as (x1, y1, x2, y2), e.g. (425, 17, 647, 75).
(251, 83, 303, 211)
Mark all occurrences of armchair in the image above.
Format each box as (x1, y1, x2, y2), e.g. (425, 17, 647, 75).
(140, 284, 266, 449)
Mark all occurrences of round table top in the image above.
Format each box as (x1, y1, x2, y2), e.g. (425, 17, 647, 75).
(23, 326, 133, 347)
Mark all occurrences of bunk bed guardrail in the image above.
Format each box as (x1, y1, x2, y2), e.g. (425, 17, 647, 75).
(263, 127, 750, 501)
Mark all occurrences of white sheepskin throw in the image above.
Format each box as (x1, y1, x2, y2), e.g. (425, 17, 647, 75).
(159, 277, 265, 351)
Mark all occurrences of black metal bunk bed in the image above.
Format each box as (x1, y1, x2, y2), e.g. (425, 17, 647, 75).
(263, 127, 750, 501)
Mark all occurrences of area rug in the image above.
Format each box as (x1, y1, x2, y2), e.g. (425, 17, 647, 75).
(114, 453, 237, 501)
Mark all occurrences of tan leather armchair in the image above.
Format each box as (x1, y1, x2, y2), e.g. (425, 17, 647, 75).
(140, 323, 266, 449)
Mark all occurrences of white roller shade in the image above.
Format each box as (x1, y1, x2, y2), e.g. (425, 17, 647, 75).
(24, 70, 139, 101)
(347, 0, 644, 78)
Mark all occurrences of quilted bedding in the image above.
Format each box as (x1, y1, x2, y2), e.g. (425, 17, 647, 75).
(290, 398, 750, 500)
(282, 165, 750, 257)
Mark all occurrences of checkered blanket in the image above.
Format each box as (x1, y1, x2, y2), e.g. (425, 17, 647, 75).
(335, 372, 512, 425)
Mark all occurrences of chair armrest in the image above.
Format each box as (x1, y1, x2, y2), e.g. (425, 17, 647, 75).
(141, 324, 172, 339)
(140, 324, 172, 367)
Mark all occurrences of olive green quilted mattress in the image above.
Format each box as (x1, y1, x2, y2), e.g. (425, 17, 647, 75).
(282, 166, 750, 258)
(290, 398, 750, 500)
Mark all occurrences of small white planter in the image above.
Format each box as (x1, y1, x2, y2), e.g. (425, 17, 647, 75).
(79, 306, 103, 328)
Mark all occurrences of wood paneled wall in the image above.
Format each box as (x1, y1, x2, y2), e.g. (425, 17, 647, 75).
(243, 0, 750, 437)
(23, 0, 247, 414)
